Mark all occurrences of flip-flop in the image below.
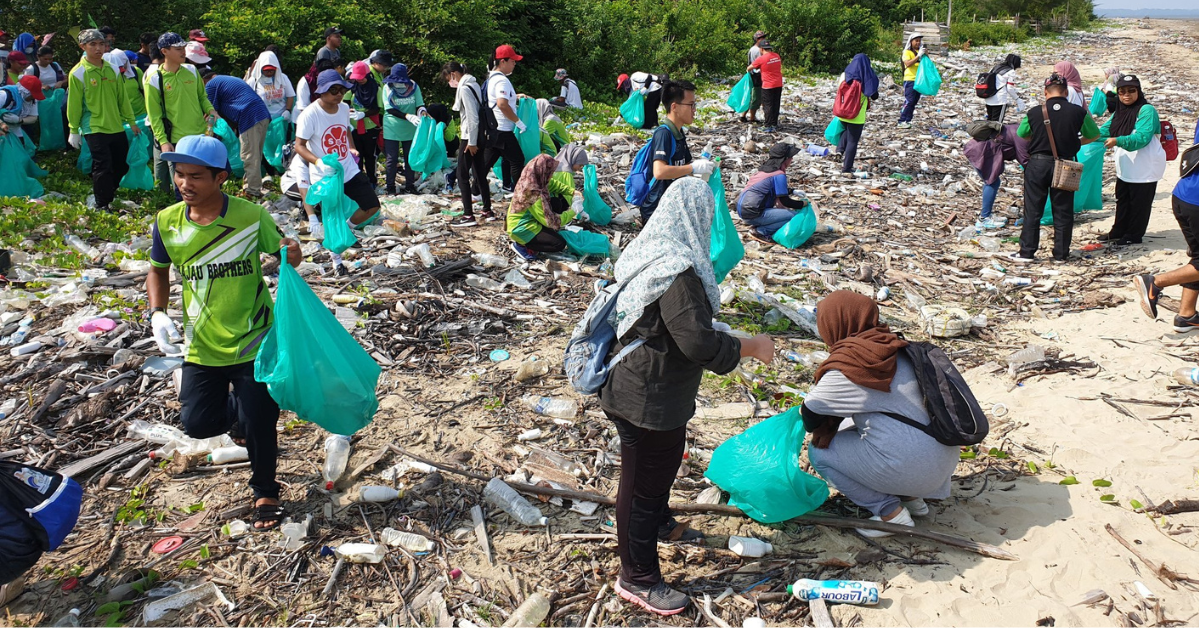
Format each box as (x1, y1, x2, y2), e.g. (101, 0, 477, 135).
(252, 502, 286, 532)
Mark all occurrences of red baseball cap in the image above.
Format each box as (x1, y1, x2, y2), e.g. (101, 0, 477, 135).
(7, 51, 28, 64)
(18, 76, 45, 101)
(495, 44, 523, 61)
(188, 29, 208, 42)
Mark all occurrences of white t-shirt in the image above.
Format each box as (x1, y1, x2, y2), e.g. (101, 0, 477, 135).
(295, 102, 360, 181)
(1066, 86, 1084, 108)
(560, 79, 582, 109)
(294, 78, 312, 118)
(252, 75, 295, 118)
(486, 70, 516, 132)
(985, 69, 1018, 106)
(630, 72, 662, 93)
(27, 63, 60, 89)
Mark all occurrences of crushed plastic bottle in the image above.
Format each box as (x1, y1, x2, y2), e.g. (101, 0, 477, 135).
(336, 543, 386, 563)
(466, 274, 505, 292)
(521, 395, 578, 419)
(785, 351, 829, 368)
(323, 435, 352, 490)
(1006, 345, 1046, 366)
(472, 253, 508, 268)
(52, 609, 81, 627)
(357, 486, 401, 502)
(206, 446, 249, 464)
(65, 235, 101, 260)
(0, 398, 15, 420)
(380, 528, 436, 552)
(483, 477, 548, 526)
(514, 359, 550, 382)
(127, 420, 187, 445)
(503, 268, 533, 289)
(407, 243, 436, 267)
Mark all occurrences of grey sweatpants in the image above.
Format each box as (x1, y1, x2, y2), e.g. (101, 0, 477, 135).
(239, 119, 269, 195)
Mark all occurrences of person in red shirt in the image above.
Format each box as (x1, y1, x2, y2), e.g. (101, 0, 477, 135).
(748, 41, 782, 132)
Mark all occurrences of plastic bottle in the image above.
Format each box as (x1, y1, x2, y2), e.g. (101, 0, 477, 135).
(815, 221, 844, 234)
(9, 341, 41, 357)
(785, 351, 830, 368)
(483, 477, 548, 526)
(806, 143, 830, 157)
(380, 527, 436, 552)
(53, 609, 81, 627)
(472, 253, 508, 268)
(503, 593, 551, 628)
(407, 243, 436, 267)
(700, 141, 714, 160)
(787, 579, 880, 605)
(1173, 368, 1199, 387)
(323, 435, 352, 490)
(386, 248, 405, 268)
(521, 395, 578, 419)
(358, 486, 401, 502)
(1003, 277, 1032, 286)
(126, 420, 188, 445)
(728, 536, 773, 557)
(466, 274, 505, 291)
(65, 235, 101, 260)
(0, 398, 15, 420)
(207, 446, 249, 464)
(336, 542, 387, 564)
(514, 359, 550, 383)
(890, 173, 914, 182)
(1006, 345, 1046, 366)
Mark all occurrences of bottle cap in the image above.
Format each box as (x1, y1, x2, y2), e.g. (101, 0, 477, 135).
(786, 584, 794, 595)
(326, 481, 334, 490)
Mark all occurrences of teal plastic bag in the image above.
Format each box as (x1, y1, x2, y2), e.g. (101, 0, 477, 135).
(19, 132, 35, 158)
(264, 115, 287, 170)
(305, 155, 359, 254)
(771, 205, 817, 249)
(709, 165, 743, 283)
(727, 73, 753, 114)
(914, 56, 942, 96)
(119, 125, 155, 190)
(213, 118, 244, 178)
(704, 407, 830, 523)
(410, 117, 452, 174)
(824, 118, 844, 146)
(254, 246, 381, 436)
(1041, 142, 1106, 223)
(516, 98, 540, 162)
(620, 91, 645, 129)
(37, 88, 66, 151)
(1088, 87, 1106, 117)
(77, 138, 92, 173)
(582, 165, 612, 226)
(560, 228, 611, 258)
(0, 132, 46, 198)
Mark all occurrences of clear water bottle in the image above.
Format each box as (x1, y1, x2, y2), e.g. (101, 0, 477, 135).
(380, 527, 436, 552)
(336, 542, 386, 563)
(1173, 368, 1199, 387)
(407, 243, 436, 267)
(787, 579, 880, 605)
(466, 274, 505, 291)
(521, 395, 578, 419)
(472, 253, 508, 268)
(701, 140, 714, 160)
(483, 477, 548, 526)
(323, 434, 352, 490)
(0, 398, 15, 420)
(65, 235, 101, 260)
(53, 609, 81, 627)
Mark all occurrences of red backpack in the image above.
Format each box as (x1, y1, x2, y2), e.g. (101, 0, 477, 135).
(832, 80, 863, 120)
(1161, 120, 1179, 161)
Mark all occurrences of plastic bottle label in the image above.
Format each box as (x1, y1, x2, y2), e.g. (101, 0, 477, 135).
(1190, 368, 1199, 385)
(534, 397, 551, 414)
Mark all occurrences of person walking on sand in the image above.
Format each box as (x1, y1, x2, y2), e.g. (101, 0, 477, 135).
(743, 31, 767, 124)
(747, 40, 782, 133)
(897, 34, 924, 129)
(834, 54, 879, 174)
(1133, 142, 1199, 331)
(1094, 74, 1166, 246)
(483, 44, 526, 193)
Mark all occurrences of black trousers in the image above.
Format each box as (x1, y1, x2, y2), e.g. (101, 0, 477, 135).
(1173, 194, 1199, 289)
(1110, 179, 1158, 244)
(986, 104, 1007, 122)
(642, 90, 661, 129)
(762, 87, 782, 127)
(525, 227, 567, 253)
(85, 131, 130, 208)
(383, 139, 415, 193)
(837, 121, 864, 173)
(1020, 155, 1075, 260)
(484, 130, 524, 191)
(457, 139, 491, 216)
(749, 72, 763, 112)
(352, 128, 381, 187)
(179, 361, 281, 500)
(608, 412, 687, 587)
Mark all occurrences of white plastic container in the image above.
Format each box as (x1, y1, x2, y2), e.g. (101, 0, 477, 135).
(207, 446, 249, 464)
(728, 536, 773, 557)
(336, 542, 386, 563)
(380, 527, 436, 552)
(787, 579, 880, 605)
(358, 485, 401, 502)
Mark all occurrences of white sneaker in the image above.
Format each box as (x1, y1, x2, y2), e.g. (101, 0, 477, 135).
(857, 507, 915, 538)
(901, 498, 930, 517)
(1006, 251, 1034, 264)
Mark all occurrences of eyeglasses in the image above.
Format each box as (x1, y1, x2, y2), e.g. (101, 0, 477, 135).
(678, 101, 697, 110)
(326, 86, 348, 95)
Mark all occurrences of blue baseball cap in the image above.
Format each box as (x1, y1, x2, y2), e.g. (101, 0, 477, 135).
(161, 135, 229, 169)
(124, 50, 139, 65)
(315, 68, 352, 94)
(157, 32, 185, 50)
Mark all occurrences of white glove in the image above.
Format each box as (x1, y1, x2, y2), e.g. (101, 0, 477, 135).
(311, 161, 334, 180)
(515, 120, 528, 133)
(281, 110, 291, 122)
(1, 112, 20, 124)
(406, 114, 421, 126)
(917, 47, 926, 58)
(309, 215, 324, 240)
(712, 321, 733, 333)
(150, 311, 184, 356)
(68, 133, 81, 149)
(348, 110, 365, 122)
(638, 88, 649, 96)
(690, 159, 715, 176)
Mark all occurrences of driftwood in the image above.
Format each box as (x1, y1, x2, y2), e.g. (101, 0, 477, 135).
(1150, 499, 1199, 515)
(1104, 524, 1193, 590)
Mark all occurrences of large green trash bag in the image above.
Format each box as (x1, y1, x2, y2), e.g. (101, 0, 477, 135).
(727, 73, 753, 113)
(254, 246, 381, 436)
(772, 205, 817, 249)
(77, 137, 92, 173)
(516, 98, 540, 163)
(37, 88, 66, 151)
(914, 56, 942, 96)
(560, 228, 611, 258)
(582, 164, 612, 225)
(213, 118, 244, 178)
(409, 117, 452, 174)
(1089, 87, 1106, 117)
(620, 91, 644, 129)
(709, 165, 744, 283)
(1041, 142, 1106, 224)
(119, 126, 155, 190)
(263, 116, 287, 170)
(704, 407, 830, 523)
(824, 118, 844, 146)
(305, 155, 359, 254)
(0, 132, 46, 198)
(19, 132, 35, 158)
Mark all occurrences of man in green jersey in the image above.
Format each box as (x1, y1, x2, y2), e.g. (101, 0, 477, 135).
(147, 135, 301, 530)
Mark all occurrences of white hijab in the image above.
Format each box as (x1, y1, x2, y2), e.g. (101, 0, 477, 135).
(247, 51, 290, 90)
(610, 177, 721, 338)
(103, 49, 135, 79)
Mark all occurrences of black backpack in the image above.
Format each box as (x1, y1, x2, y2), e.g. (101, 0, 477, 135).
(476, 74, 502, 145)
(974, 64, 1009, 99)
(884, 341, 989, 446)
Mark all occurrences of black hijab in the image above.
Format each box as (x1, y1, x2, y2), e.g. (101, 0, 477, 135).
(1109, 74, 1148, 138)
(1000, 54, 1021, 71)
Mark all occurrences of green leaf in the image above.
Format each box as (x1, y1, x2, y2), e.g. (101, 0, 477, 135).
(1092, 479, 1112, 487)
(959, 449, 976, 460)
(1099, 494, 1116, 502)
(1058, 476, 1079, 485)
(1027, 461, 1039, 474)
(199, 544, 210, 560)
(179, 559, 199, 570)
(1130, 499, 1144, 510)
(987, 447, 1009, 459)
(105, 611, 123, 628)
(186, 502, 205, 513)
(96, 602, 121, 616)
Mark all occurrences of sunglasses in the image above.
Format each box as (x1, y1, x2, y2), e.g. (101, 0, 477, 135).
(325, 86, 348, 95)
(1117, 87, 1139, 94)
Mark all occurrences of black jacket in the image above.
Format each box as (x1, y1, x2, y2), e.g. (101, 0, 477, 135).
(598, 268, 741, 431)
(1025, 97, 1088, 159)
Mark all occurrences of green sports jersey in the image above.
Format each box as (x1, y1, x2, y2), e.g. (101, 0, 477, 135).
(150, 195, 283, 366)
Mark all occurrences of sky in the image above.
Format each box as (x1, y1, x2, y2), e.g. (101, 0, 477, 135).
(1093, 0, 1199, 11)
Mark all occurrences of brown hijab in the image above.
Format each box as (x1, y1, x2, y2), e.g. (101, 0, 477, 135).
(508, 154, 562, 230)
(813, 290, 908, 392)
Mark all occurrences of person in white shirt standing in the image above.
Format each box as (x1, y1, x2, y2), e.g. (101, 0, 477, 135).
(483, 44, 526, 192)
(247, 50, 295, 123)
(984, 54, 1021, 122)
(554, 68, 582, 109)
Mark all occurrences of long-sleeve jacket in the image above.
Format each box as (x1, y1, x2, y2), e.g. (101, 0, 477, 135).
(67, 58, 134, 135)
(1098, 103, 1166, 183)
(452, 74, 481, 147)
(145, 64, 213, 145)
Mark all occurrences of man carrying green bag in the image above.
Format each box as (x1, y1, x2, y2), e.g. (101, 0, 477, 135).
(146, 135, 302, 531)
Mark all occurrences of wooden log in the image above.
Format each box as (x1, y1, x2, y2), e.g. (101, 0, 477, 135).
(809, 598, 835, 628)
(59, 441, 144, 479)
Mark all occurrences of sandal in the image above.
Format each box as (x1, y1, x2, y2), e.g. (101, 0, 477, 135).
(227, 423, 246, 447)
(252, 500, 286, 532)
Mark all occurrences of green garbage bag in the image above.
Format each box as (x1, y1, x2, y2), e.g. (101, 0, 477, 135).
(1041, 142, 1106, 223)
(305, 155, 359, 254)
(0, 132, 46, 198)
(582, 165, 612, 225)
(772, 205, 817, 249)
(516, 98, 540, 163)
(620, 91, 644, 129)
(213, 118, 244, 178)
(77, 138, 92, 173)
(560, 227, 611, 258)
(727, 73, 753, 114)
(119, 125, 155, 190)
(709, 165, 743, 284)
(409, 117, 452, 174)
(704, 407, 830, 523)
(824, 118, 844, 146)
(254, 246, 381, 436)
(914, 56, 942, 96)
(19, 132, 35, 158)
(1089, 87, 1107, 117)
(37, 88, 66, 151)
(264, 116, 287, 170)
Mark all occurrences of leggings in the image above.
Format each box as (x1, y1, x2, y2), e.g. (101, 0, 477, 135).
(837, 121, 864, 173)
(383, 139, 415, 193)
(352, 128, 381, 187)
(523, 227, 567, 253)
(457, 139, 490, 216)
(484, 130, 524, 191)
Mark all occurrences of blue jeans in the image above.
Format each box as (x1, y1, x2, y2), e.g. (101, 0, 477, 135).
(978, 171, 1000, 219)
(742, 207, 799, 237)
(900, 81, 920, 123)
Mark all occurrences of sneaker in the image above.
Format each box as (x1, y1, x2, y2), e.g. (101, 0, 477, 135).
(614, 578, 690, 616)
(657, 518, 704, 543)
(748, 229, 774, 245)
(451, 217, 478, 228)
(1173, 312, 1199, 333)
(764, 126, 778, 133)
(901, 498, 930, 517)
(1132, 274, 1161, 319)
(980, 217, 1007, 230)
(897, 122, 912, 129)
(1006, 252, 1034, 264)
(857, 507, 915, 539)
(510, 242, 537, 261)
(471, 194, 483, 203)
(479, 210, 498, 223)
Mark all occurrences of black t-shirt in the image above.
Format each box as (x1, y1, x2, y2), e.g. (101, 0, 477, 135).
(639, 123, 692, 218)
(1026, 97, 1087, 160)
